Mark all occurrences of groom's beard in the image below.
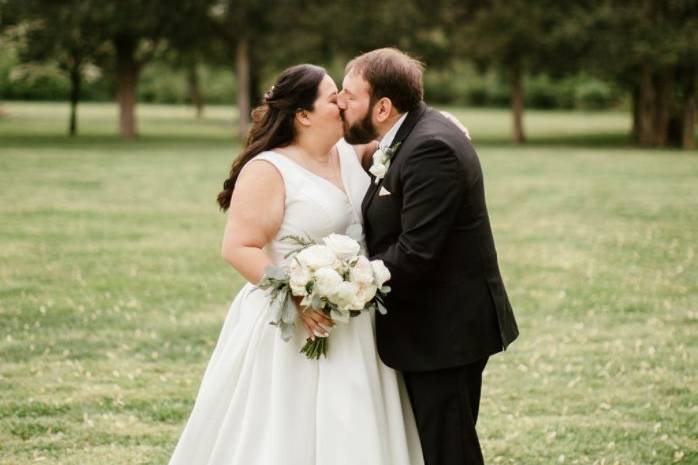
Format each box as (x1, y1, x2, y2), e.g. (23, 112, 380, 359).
(342, 110, 378, 144)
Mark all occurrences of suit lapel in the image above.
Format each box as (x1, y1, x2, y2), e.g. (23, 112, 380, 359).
(361, 102, 428, 220)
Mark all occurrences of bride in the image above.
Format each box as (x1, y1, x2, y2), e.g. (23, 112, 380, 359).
(167, 64, 424, 465)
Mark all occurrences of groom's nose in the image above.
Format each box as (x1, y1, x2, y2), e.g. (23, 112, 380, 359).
(336, 92, 347, 110)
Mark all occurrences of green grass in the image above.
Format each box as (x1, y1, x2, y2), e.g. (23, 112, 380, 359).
(1, 101, 697, 465)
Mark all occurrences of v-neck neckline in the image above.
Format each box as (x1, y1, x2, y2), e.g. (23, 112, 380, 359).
(271, 148, 349, 198)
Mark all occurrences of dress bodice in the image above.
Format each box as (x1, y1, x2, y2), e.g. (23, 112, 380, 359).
(242, 139, 370, 268)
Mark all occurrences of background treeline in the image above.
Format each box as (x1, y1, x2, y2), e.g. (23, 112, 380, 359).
(0, 0, 695, 148)
(0, 51, 620, 108)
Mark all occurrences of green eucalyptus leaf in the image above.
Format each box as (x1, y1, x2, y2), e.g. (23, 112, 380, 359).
(376, 300, 388, 315)
(265, 264, 288, 281)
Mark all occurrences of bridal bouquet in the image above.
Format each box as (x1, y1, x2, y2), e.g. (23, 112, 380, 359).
(258, 229, 391, 359)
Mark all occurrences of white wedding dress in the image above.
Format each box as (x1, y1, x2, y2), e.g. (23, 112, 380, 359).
(168, 140, 424, 465)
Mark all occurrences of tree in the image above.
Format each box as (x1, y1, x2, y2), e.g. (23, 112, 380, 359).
(583, 0, 698, 149)
(96, 1, 169, 138)
(160, 0, 218, 119)
(449, 0, 577, 144)
(207, 0, 272, 139)
(319, 0, 453, 71)
(198, 0, 455, 139)
(4, 0, 213, 137)
(12, 0, 104, 135)
(0, 0, 19, 118)
(212, 0, 350, 138)
(94, 0, 204, 138)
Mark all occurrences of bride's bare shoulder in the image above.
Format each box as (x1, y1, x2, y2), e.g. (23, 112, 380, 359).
(236, 156, 284, 191)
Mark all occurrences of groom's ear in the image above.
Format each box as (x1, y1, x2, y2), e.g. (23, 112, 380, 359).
(374, 97, 393, 123)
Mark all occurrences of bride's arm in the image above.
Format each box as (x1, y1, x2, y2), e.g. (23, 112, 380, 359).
(220, 160, 332, 336)
(351, 141, 379, 171)
(221, 160, 284, 285)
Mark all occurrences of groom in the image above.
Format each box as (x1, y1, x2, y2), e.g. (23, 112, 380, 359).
(337, 48, 519, 465)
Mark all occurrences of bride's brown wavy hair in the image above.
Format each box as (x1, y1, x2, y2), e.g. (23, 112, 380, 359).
(217, 64, 327, 211)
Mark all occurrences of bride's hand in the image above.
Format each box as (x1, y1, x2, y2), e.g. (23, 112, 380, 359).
(293, 296, 334, 339)
(440, 110, 471, 140)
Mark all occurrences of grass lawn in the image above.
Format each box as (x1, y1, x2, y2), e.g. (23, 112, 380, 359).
(1, 101, 696, 465)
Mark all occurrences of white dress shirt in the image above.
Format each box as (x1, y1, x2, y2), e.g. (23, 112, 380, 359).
(378, 112, 408, 150)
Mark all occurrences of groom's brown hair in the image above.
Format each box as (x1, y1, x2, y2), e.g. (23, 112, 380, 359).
(345, 48, 424, 113)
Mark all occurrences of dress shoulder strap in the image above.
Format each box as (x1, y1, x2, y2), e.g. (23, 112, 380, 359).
(242, 151, 292, 182)
(336, 138, 362, 170)
(239, 151, 306, 202)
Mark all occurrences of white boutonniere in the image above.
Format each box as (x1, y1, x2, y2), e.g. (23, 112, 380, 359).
(369, 141, 401, 184)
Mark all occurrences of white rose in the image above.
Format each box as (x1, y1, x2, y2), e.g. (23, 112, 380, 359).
(289, 258, 312, 296)
(313, 266, 344, 298)
(355, 283, 378, 307)
(373, 147, 389, 164)
(296, 244, 338, 270)
(369, 160, 387, 179)
(370, 260, 391, 288)
(350, 256, 374, 286)
(323, 233, 361, 260)
(350, 293, 366, 310)
(331, 281, 359, 311)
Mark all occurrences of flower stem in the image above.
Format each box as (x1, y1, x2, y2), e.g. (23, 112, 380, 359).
(300, 337, 328, 359)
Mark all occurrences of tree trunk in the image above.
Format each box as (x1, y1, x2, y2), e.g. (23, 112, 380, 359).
(187, 62, 204, 119)
(68, 65, 81, 136)
(681, 69, 696, 150)
(236, 36, 251, 140)
(652, 66, 673, 147)
(631, 85, 641, 142)
(638, 64, 656, 146)
(249, 61, 262, 108)
(681, 97, 696, 150)
(509, 61, 525, 144)
(115, 37, 141, 139)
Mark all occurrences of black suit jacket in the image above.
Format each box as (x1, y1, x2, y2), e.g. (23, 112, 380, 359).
(363, 102, 519, 371)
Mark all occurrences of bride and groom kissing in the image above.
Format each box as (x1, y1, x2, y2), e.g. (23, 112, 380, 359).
(168, 48, 519, 465)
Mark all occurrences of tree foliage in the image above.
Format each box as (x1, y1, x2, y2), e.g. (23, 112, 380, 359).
(0, 0, 695, 147)
(582, 0, 698, 148)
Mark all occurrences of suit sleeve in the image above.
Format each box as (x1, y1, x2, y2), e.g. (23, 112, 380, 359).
(371, 139, 465, 294)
